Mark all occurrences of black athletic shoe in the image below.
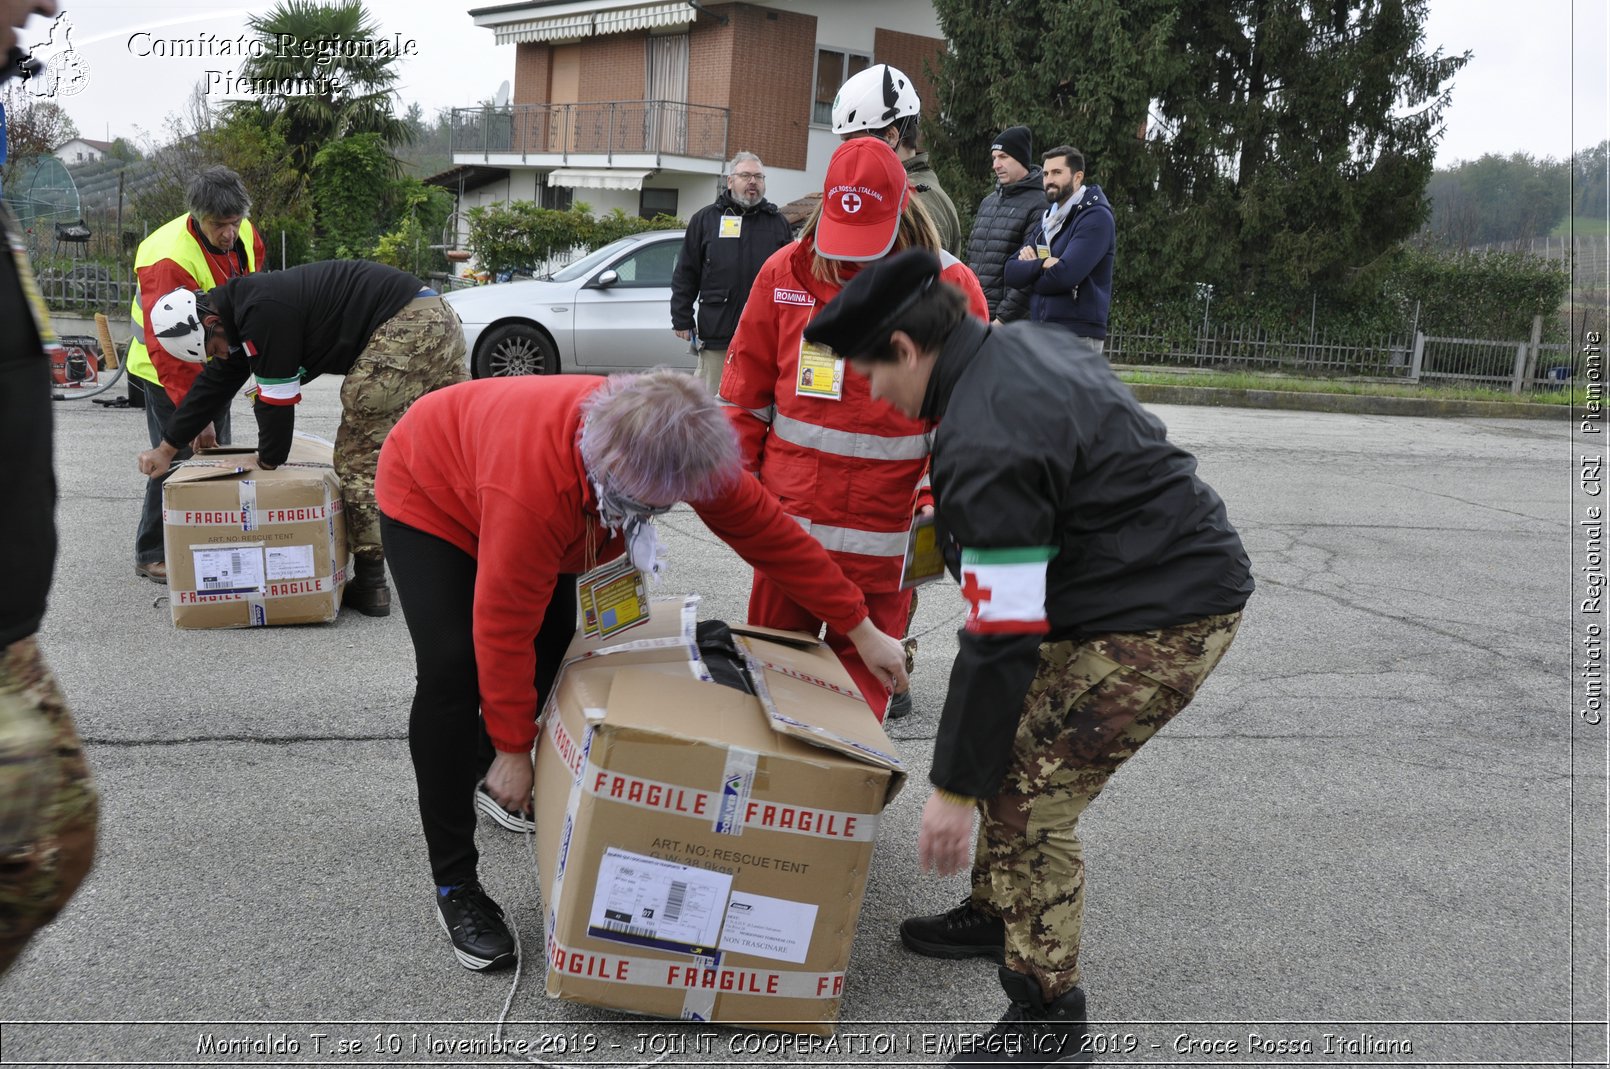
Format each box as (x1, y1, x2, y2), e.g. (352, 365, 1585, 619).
(886, 690, 914, 720)
(900, 897, 1005, 962)
(434, 882, 516, 971)
(949, 968, 1093, 1066)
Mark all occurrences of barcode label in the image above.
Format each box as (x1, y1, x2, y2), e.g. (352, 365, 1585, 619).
(665, 880, 687, 922)
(191, 545, 266, 594)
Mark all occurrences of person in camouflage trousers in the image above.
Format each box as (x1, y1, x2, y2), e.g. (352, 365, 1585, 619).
(333, 298, 468, 577)
(1, 0, 100, 965)
(801, 249, 1254, 1068)
(0, 639, 98, 973)
(976, 613, 1241, 1001)
(135, 261, 467, 617)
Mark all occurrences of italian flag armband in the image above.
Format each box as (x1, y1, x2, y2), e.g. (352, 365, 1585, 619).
(253, 366, 305, 406)
(959, 546, 1056, 635)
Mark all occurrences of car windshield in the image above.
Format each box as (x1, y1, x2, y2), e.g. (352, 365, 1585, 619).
(549, 237, 649, 283)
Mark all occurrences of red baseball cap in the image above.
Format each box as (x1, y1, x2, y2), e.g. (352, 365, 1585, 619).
(815, 137, 910, 262)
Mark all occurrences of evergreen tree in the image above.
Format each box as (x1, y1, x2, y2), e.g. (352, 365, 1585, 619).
(930, 0, 1468, 313)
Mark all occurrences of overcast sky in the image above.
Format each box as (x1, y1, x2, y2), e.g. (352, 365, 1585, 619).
(15, 0, 1608, 169)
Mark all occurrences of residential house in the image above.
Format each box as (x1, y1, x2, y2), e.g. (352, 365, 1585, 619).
(54, 137, 116, 166)
(435, 0, 945, 239)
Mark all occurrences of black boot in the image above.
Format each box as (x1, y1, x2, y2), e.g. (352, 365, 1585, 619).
(344, 553, 391, 617)
(948, 967, 1093, 1067)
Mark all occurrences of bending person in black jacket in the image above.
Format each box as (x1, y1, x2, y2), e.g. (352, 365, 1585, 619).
(1003, 146, 1115, 344)
(670, 152, 793, 394)
(963, 125, 1045, 324)
(803, 250, 1253, 1068)
(133, 260, 467, 616)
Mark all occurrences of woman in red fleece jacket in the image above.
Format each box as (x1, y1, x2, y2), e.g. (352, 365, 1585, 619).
(375, 370, 907, 973)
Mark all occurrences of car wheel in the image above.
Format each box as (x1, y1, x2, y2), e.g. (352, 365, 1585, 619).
(474, 324, 558, 377)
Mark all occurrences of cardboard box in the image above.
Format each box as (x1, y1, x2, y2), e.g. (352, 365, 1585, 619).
(534, 598, 906, 1035)
(161, 435, 348, 629)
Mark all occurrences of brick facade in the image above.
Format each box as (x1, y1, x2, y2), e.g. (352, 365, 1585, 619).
(873, 28, 946, 127)
(714, 4, 816, 172)
(513, 42, 552, 105)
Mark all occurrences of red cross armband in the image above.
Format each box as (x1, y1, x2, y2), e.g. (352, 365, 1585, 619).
(958, 546, 1056, 635)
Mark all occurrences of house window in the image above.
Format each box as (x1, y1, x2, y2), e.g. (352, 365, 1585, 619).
(812, 49, 871, 126)
(639, 187, 677, 220)
(540, 181, 574, 211)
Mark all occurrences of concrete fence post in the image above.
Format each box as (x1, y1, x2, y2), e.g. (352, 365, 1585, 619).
(1510, 341, 1528, 395)
(1522, 314, 1544, 386)
(1409, 331, 1425, 383)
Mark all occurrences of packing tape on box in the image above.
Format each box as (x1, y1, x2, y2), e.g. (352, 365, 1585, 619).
(238, 479, 258, 531)
(163, 501, 339, 527)
(172, 575, 342, 605)
(545, 714, 867, 842)
(547, 936, 847, 1002)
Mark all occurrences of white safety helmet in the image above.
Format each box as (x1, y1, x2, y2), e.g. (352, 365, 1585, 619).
(151, 288, 208, 363)
(831, 63, 921, 137)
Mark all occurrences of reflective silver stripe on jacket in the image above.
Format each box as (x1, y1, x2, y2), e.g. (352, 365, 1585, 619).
(790, 514, 909, 558)
(771, 414, 929, 461)
(719, 398, 776, 424)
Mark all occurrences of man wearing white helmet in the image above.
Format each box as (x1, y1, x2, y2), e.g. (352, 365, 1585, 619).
(133, 260, 467, 617)
(833, 63, 962, 257)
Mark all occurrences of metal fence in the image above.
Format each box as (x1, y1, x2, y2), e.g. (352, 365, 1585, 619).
(1412, 328, 1579, 393)
(450, 101, 729, 162)
(1111, 313, 1591, 394)
(1109, 321, 1416, 378)
(32, 263, 134, 315)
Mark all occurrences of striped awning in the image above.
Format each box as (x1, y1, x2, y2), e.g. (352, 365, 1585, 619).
(548, 168, 654, 191)
(494, 13, 592, 45)
(594, 2, 692, 34)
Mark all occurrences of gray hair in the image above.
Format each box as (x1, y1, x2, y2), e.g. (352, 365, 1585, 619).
(186, 166, 252, 222)
(579, 371, 740, 505)
(726, 151, 761, 176)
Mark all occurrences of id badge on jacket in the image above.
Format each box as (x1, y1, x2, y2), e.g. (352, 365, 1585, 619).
(796, 339, 843, 400)
(576, 555, 649, 639)
(719, 216, 742, 238)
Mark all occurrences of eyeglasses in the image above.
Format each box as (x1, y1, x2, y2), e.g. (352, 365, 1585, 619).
(730, 171, 765, 182)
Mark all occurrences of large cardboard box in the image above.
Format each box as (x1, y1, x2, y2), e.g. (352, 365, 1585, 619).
(161, 435, 348, 629)
(535, 598, 906, 1035)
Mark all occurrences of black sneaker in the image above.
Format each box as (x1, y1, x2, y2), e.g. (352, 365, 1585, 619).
(886, 690, 914, 720)
(475, 782, 536, 833)
(434, 882, 516, 971)
(900, 897, 1005, 962)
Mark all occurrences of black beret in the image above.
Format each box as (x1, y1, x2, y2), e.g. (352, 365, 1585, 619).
(802, 248, 941, 360)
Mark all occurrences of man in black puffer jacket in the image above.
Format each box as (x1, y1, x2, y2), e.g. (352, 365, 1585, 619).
(963, 126, 1046, 324)
(670, 152, 793, 394)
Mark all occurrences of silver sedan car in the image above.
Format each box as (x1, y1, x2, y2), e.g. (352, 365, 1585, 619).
(444, 229, 695, 378)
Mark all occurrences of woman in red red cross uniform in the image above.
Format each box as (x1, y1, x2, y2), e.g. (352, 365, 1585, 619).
(718, 138, 988, 720)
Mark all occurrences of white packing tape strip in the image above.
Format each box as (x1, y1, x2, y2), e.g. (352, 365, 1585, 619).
(237, 479, 258, 532)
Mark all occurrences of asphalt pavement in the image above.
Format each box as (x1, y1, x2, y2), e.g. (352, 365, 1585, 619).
(0, 378, 1600, 1068)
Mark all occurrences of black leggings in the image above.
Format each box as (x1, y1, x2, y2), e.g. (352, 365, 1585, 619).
(380, 512, 577, 886)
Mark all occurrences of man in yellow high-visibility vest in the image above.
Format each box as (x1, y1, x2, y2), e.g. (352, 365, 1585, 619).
(128, 166, 266, 584)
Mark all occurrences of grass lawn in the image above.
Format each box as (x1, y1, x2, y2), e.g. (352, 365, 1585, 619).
(1116, 367, 1581, 406)
(1555, 216, 1610, 237)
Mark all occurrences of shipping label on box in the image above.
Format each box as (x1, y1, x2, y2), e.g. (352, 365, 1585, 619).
(534, 598, 905, 1035)
(161, 435, 349, 629)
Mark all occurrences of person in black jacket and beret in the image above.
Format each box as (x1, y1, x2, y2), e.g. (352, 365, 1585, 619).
(804, 249, 1253, 1067)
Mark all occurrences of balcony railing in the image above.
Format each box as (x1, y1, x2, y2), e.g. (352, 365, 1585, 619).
(450, 101, 730, 162)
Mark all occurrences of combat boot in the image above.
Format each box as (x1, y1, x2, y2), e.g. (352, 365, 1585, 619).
(949, 967, 1094, 1066)
(900, 896, 1004, 961)
(344, 553, 391, 617)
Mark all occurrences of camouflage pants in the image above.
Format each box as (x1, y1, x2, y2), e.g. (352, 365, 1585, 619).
(335, 297, 467, 557)
(970, 611, 1242, 999)
(0, 637, 98, 975)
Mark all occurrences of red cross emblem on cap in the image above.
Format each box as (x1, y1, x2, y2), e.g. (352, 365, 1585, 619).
(840, 191, 863, 214)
